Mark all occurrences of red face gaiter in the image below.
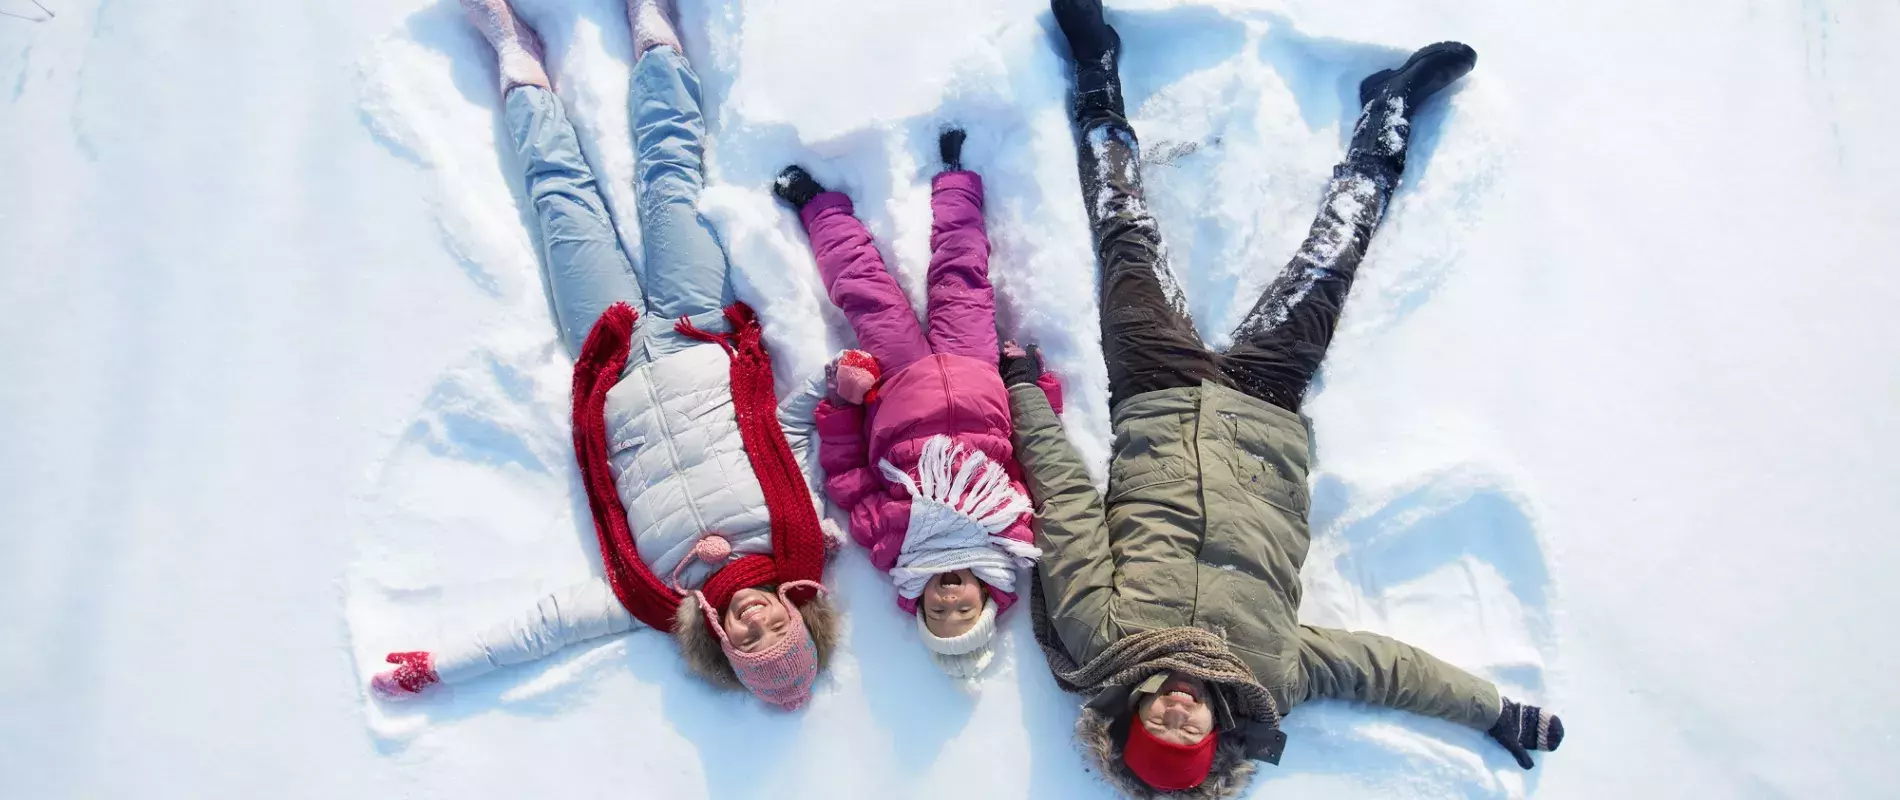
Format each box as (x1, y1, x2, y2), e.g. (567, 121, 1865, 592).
(1124, 719, 1218, 791)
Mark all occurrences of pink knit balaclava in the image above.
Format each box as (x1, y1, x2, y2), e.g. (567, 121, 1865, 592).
(704, 582, 823, 710)
(675, 536, 825, 711)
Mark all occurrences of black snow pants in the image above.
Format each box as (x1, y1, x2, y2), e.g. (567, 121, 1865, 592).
(1073, 79, 1409, 413)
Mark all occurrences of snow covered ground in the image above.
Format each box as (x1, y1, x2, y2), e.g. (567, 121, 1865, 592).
(4, 0, 1898, 796)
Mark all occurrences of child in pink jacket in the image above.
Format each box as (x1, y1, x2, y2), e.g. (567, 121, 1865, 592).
(774, 130, 1061, 679)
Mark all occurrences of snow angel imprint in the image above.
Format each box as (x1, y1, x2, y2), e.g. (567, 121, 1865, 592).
(372, 0, 842, 712)
(771, 131, 1065, 681)
(1010, 1, 1568, 796)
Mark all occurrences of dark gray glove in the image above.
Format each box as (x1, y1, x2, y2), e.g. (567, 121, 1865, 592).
(999, 341, 1044, 388)
(774, 165, 825, 210)
(940, 128, 967, 172)
(1489, 698, 1564, 770)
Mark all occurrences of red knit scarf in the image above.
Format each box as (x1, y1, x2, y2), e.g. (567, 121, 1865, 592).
(570, 302, 827, 631)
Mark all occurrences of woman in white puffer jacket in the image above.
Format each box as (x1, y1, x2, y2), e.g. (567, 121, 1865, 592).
(372, 0, 840, 711)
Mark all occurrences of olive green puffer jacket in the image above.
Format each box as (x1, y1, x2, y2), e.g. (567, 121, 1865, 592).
(1010, 380, 1500, 730)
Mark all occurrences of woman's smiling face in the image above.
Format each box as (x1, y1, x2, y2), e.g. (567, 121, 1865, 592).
(722, 587, 792, 653)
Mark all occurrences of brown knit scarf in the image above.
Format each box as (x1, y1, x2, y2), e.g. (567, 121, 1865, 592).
(1029, 567, 1281, 728)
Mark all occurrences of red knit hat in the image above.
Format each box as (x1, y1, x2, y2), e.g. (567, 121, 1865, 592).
(1124, 720, 1218, 792)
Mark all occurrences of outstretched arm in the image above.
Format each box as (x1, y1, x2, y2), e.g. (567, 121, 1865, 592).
(778, 365, 829, 489)
(372, 578, 638, 699)
(1008, 377, 1113, 664)
(1293, 625, 1564, 768)
(1292, 625, 1501, 729)
(808, 350, 883, 515)
(815, 400, 876, 510)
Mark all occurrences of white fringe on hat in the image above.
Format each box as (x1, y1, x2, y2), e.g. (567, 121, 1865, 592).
(917, 598, 998, 679)
(882, 435, 1041, 600)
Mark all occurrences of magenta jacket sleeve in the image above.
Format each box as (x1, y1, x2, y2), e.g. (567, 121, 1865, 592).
(850, 494, 908, 572)
(814, 397, 909, 573)
(814, 398, 876, 512)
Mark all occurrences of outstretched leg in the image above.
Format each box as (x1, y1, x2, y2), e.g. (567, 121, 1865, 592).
(627, 1, 733, 321)
(923, 130, 1001, 360)
(509, 88, 646, 357)
(1055, 0, 1222, 410)
(776, 167, 933, 372)
(1220, 42, 1477, 412)
(467, 0, 643, 357)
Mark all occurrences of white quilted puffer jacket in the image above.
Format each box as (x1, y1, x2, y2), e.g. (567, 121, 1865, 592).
(606, 319, 827, 590)
(426, 317, 826, 686)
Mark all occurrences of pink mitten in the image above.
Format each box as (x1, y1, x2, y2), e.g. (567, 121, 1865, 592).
(1041, 370, 1071, 414)
(371, 651, 440, 700)
(827, 350, 882, 405)
(821, 519, 847, 562)
(1037, 370, 1065, 415)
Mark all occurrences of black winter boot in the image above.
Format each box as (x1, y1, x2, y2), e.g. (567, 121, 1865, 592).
(1053, 0, 1117, 62)
(774, 165, 826, 210)
(1358, 41, 1477, 112)
(1052, 0, 1124, 119)
(939, 128, 967, 172)
(1348, 42, 1475, 174)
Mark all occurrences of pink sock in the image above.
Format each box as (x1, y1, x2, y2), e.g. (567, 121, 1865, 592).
(627, 0, 682, 56)
(460, 0, 551, 92)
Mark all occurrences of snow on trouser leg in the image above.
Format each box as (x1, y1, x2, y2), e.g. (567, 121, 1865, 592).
(1216, 87, 1416, 412)
(1079, 122, 1221, 408)
(1348, 41, 1478, 178)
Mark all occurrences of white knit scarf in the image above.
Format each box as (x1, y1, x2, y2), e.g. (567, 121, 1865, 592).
(880, 435, 1041, 599)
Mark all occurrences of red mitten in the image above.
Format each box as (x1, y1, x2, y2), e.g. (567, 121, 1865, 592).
(827, 350, 882, 405)
(371, 651, 439, 700)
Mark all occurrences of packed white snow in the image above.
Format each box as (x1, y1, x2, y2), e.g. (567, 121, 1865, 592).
(3, 0, 1898, 797)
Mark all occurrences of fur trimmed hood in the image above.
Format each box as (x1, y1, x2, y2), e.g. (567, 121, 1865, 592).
(1075, 706, 1257, 800)
(672, 590, 841, 692)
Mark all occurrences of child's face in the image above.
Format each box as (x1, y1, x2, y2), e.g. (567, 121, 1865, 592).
(922, 569, 986, 638)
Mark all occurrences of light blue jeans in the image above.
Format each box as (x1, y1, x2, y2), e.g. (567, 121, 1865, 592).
(504, 46, 733, 358)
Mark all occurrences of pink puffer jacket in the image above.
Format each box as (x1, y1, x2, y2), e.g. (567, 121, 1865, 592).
(815, 354, 1036, 613)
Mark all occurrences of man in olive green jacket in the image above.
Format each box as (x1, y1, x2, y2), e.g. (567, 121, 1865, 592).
(1015, 3, 1565, 798)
